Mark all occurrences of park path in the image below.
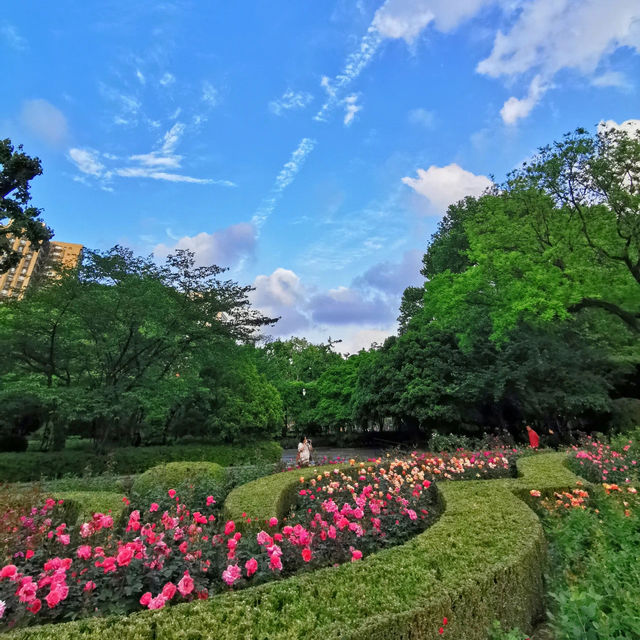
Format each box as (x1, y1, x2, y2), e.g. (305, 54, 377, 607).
(281, 447, 385, 466)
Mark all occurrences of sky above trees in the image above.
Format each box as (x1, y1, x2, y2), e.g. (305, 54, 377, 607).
(2, 0, 639, 352)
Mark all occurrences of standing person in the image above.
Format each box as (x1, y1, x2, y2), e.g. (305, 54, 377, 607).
(526, 425, 540, 449)
(297, 436, 311, 467)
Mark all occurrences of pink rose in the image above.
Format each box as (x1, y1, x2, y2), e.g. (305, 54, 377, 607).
(162, 582, 177, 599)
(77, 545, 92, 560)
(222, 564, 242, 586)
(140, 592, 152, 606)
(350, 548, 363, 562)
(0, 565, 17, 579)
(224, 520, 235, 536)
(84, 581, 96, 592)
(245, 557, 258, 577)
(168, 489, 177, 499)
(301, 548, 312, 562)
(177, 571, 194, 596)
(148, 594, 167, 610)
(116, 547, 134, 567)
(268, 517, 278, 527)
(150, 503, 159, 512)
(206, 496, 216, 506)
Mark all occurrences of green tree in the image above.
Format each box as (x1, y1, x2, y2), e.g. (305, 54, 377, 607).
(0, 139, 52, 273)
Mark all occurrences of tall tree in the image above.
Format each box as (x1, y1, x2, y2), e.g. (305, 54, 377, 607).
(0, 139, 52, 273)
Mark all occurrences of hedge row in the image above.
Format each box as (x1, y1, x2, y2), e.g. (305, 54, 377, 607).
(0, 441, 282, 482)
(7, 453, 586, 640)
(57, 491, 127, 526)
(223, 462, 355, 529)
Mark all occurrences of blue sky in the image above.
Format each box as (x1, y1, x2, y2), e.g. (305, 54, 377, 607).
(2, 0, 640, 352)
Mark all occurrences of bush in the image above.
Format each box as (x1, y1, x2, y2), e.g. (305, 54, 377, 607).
(132, 461, 225, 506)
(0, 441, 282, 482)
(6, 453, 582, 640)
(0, 432, 28, 453)
(57, 491, 128, 525)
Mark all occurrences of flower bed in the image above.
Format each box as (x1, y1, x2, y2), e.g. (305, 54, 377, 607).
(0, 453, 452, 630)
(2, 452, 582, 640)
(568, 436, 638, 485)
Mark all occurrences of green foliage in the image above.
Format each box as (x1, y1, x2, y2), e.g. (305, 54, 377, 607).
(542, 489, 640, 639)
(57, 491, 127, 524)
(7, 454, 581, 640)
(224, 463, 354, 529)
(0, 441, 282, 482)
(0, 139, 52, 274)
(132, 461, 225, 505)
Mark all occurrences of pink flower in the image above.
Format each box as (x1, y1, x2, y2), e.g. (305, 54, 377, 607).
(222, 564, 242, 586)
(27, 598, 41, 614)
(77, 545, 92, 560)
(256, 530, 273, 546)
(0, 600, 6, 618)
(168, 489, 177, 499)
(269, 555, 282, 572)
(45, 589, 63, 608)
(162, 582, 177, 599)
(84, 581, 96, 592)
(26, 550, 34, 560)
(116, 547, 134, 567)
(148, 594, 167, 610)
(406, 509, 417, 521)
(57, 533, 71, 545)
(0, 565, 17, 580)
(530, 490, 541, 498)
(350, 548, 363, 562)
(245, 557, 258, 577)
(301, 548, 312, 562)
(206, 496, 216, 506)
(140, 592, 152, 606)
(17, 580, 37, 603)
(150, 503, 159, 512)
(177, 571, 194, 596)
(269, 517, 278, 527)
(224, 520, 235, 536)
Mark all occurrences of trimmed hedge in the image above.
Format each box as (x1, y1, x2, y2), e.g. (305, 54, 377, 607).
(0, 441, 282, 482)
(132, 461, 224, 497)
(7, 453, 587, 640)
(57, 491, 127, 525)
(223, 462, 355, 529)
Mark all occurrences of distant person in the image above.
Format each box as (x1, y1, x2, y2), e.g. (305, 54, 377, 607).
(545, 427, 560, 450)
(297, 436, 311, 467)
(526, 425, 540, 449)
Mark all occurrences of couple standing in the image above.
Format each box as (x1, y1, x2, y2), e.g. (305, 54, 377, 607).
(297, 436, 313, 467)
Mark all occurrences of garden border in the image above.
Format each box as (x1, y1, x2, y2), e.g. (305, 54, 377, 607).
(8, 453, 586, 640)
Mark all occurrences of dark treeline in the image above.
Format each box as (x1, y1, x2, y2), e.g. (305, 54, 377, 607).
(1, 125, 639, 452)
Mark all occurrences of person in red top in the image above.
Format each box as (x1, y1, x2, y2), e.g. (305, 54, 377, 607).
(526, 425, 540, 448)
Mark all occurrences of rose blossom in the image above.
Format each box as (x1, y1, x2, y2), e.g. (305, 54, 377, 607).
(177, 571, 194, 596)
(222, 564, 242, 586)
(245, 557, 258, 577)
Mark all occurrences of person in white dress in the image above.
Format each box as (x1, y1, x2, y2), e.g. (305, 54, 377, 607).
(297, 436, 312, 467)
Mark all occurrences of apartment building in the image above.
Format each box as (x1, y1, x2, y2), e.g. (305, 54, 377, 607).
(0, 236, 83, 300)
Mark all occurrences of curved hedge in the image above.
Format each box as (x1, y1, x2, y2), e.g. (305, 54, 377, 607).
(132, 461, 225, 497)
(7, 453, 586, 640)
(0, 441, 282, 482)
(57, 491, 127, 525)
(223, 462, 354, 529)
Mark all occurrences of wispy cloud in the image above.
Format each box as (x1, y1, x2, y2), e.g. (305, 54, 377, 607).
(1, 23, 27, 51)
(343, 94, 362, 126)
(135, 69, 146, 85)
(68, 122, 235, 188)
(269, 89, 313, 116)
(20, 99, 69, 147)
(159, 72, 175, 87)
(314, 26, 382, 122)
(252, 137, 316, 229)
(202, 81, 219, 107)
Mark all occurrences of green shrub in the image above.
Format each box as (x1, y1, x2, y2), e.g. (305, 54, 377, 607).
(57, 491, 127, 525)
(0, 441, 282, 482)
(223, 462, 354, 529)
(7, 453, 582, 640)
(132, 461, 225, 506)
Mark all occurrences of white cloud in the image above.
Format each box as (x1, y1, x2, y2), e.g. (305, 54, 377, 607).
(500, 74, 549, 125)
(20, 99, 68, 146)
(136, 69, 146, 84)
(269, 89, 313, 116)
(1, 23, 27, 51)
(202, 81, 219, 107)
(253, 268, 307, 308)
(591, 71, 631, 89)
(68, 122, 235, 187)
(154, 222, 256, 267)
(402, 163, 492, 213)
(477, 0, 640, 122)
(252, 137, 316, 228)
(373, 0, 495, 43)
(159, 72, 175, 87)
(408, 107, 435, 128)
(343, 94, 362, 126)
(598, 118, 640, 136)
(68, 148, 105, 177)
